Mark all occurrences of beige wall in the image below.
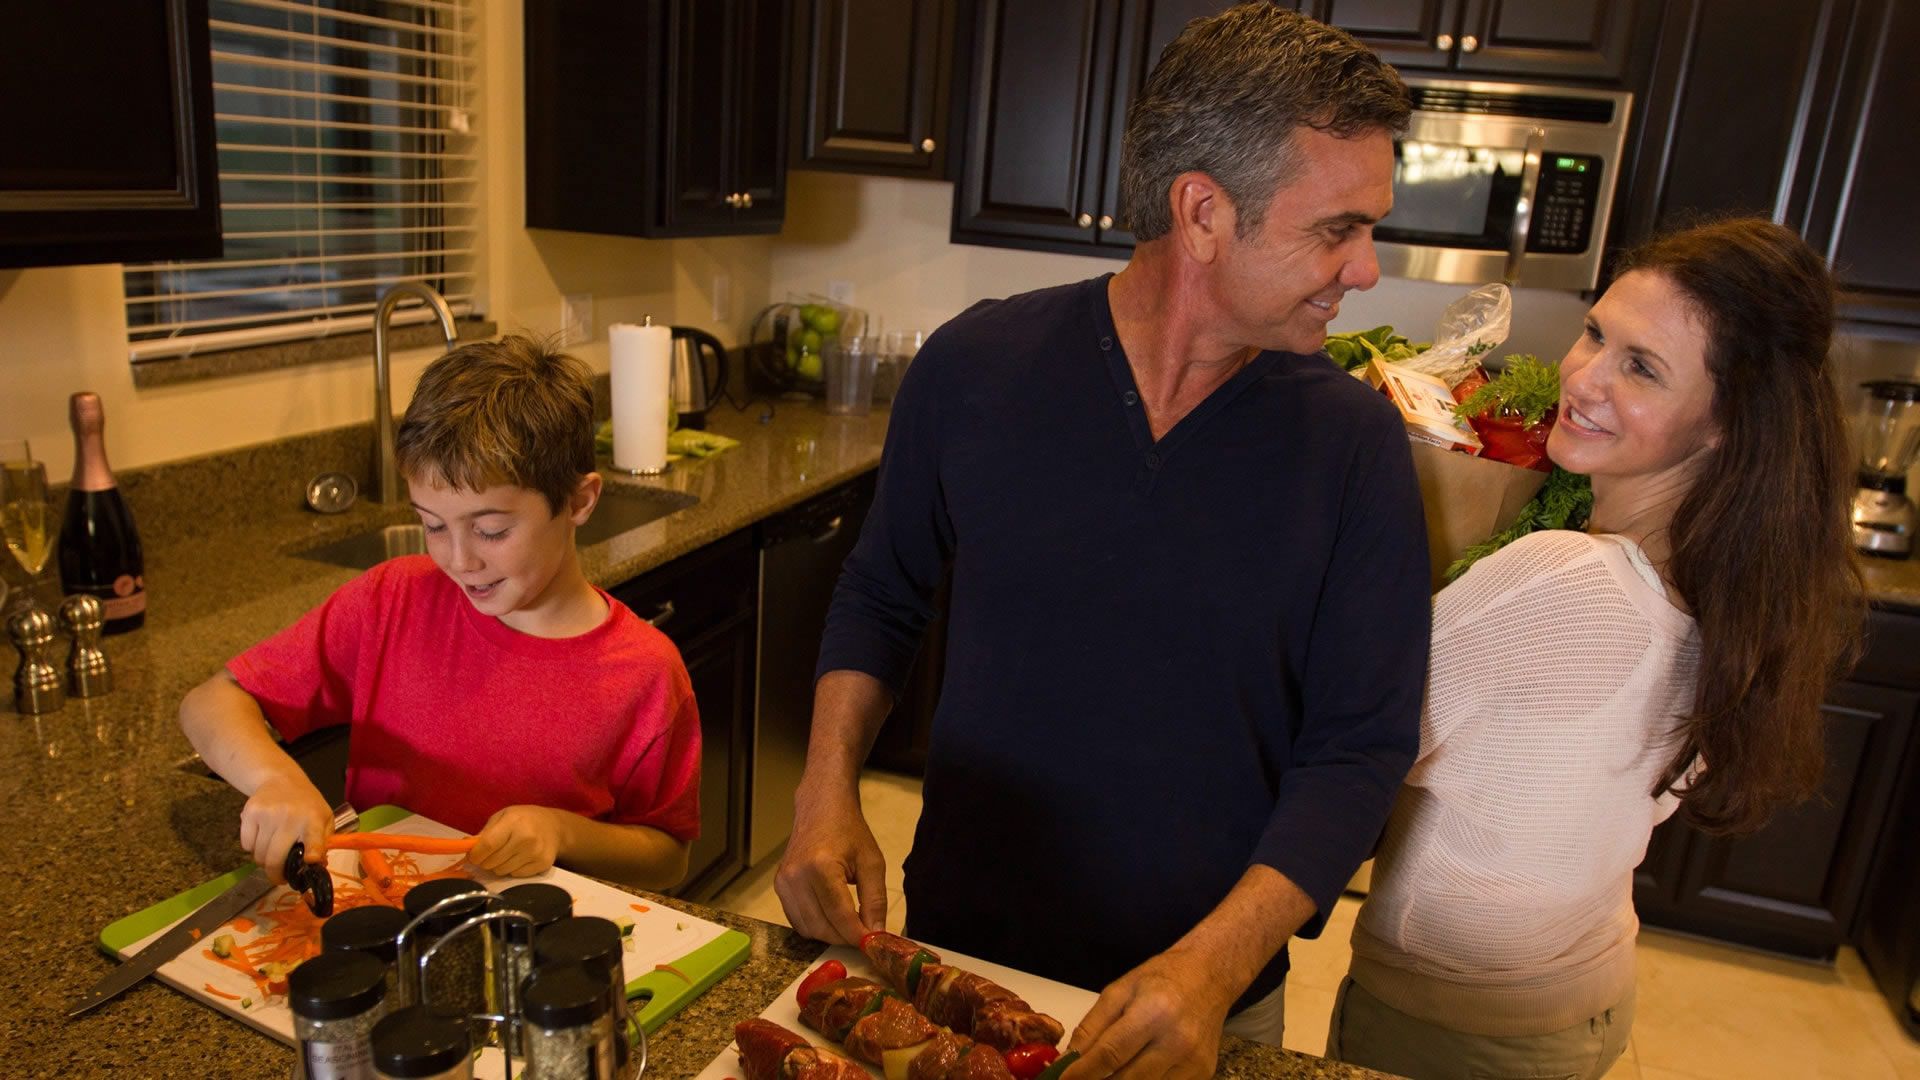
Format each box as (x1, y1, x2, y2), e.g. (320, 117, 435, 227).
(0, 0, 773, 482)
(767, 170, 1598, 362)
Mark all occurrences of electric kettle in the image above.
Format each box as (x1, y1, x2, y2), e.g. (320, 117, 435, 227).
(669, 326, 728, 429)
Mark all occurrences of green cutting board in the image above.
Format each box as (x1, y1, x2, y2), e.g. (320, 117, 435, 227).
(99, 804, 751, 1036)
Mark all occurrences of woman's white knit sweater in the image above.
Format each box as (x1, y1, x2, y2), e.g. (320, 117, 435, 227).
(1350, 529, 1699, 1037)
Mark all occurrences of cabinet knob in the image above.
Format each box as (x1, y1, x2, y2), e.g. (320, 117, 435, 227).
(1460, 34, 1479, 52)
(1098, 214, 1114, 230)
(742, 192, 754, 209)
(1077, 212, 1093, 228)
(1436, 33, 1454, 50)
(920, 138, 936, 153)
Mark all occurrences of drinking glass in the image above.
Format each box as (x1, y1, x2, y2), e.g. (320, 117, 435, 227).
(1, 439, 59, 613)
(875, 329, 926, 402)
(824, 336, 878, 416)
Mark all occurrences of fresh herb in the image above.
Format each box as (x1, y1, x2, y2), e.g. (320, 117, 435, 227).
(1323, 325, 1430, 371)
(1443, 467, 1594, 583)
(1454, 354, 1561, 428)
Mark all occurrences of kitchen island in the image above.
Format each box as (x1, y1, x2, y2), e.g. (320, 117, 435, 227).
(0, 400, 1388, 1077)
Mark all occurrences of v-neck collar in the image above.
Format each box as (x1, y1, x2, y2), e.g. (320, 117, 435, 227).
(1087, 274, 1281, 463)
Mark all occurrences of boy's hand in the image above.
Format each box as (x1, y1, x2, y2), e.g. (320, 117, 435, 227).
(469, 805, 565, 878)
(238, 773, 332, 884)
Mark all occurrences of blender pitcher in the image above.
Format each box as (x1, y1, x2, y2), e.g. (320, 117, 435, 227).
(1852, 379, 1920, 558)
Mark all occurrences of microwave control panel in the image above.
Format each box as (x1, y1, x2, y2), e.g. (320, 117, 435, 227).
(1528, 153, 1601, 254)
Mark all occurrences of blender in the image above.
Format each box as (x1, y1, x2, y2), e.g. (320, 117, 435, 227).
(1852, 379, 1920, 558)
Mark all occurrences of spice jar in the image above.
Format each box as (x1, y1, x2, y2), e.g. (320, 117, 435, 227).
(496, 883, 573, 1054)
(323, 905, 411, 1002)
(533, 916, 630, 1063)
(371, 1005, 473, 1080)
(291, 949, 390, 1080)
(402, 878, 492, 1021)
(520, 961, 618, 1080)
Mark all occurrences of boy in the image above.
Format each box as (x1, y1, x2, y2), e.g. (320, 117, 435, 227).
(180, 336, 699, 889)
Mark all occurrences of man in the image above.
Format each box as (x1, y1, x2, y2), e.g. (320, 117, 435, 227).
(776, 6, 1429, 1076)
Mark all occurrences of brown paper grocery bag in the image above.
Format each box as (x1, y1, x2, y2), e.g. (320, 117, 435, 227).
(1408, 442, 1549, 591)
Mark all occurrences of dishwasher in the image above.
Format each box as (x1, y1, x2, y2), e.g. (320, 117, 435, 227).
(750, 473, 875, 864)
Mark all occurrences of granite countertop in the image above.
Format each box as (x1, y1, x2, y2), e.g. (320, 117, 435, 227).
(0, 399, 1381, 1077)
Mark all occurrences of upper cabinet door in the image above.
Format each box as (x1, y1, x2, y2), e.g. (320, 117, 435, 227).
(1311, 0, 1462, 72)
(0, 0, 221, 268)
(794, 0, 955, 177)
(953, 0, 1118, 249)
(732, 0, 792, 228)
(1094, 0, 1253, 250)
(661, 0, 739, 231)
(1454, 0, 1639, 82)
(1803, 0, 1920, 330)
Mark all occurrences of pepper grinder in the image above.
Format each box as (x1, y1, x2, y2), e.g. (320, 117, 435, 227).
(58, 594, 111, 697)
(9, 608, 65, 715)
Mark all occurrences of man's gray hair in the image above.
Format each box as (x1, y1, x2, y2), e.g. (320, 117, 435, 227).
(1120, 3, 1411, 243)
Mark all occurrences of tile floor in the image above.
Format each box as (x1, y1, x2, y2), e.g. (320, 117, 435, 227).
(711, 771, 1920, 1079)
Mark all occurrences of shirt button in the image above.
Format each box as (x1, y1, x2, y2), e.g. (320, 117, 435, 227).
(1145, 452, 1160, 468)
(1100, 336, 1114, 351)
(1122, 391, 1139, 406)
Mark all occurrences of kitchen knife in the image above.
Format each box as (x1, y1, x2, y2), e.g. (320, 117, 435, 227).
(68, 803, 359, 1019)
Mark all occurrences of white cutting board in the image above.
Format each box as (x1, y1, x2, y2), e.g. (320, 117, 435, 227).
(693, 942, 1097, 1079)
(108, 810, 742, 1080)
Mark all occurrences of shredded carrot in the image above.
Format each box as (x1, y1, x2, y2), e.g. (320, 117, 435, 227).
(326, 833, 475, 855)
(654, 962, 692, 984)
(229, 916, 255, 934)
(203, 983, 244, 1001)
(630, 903, 651, 914)
(188, 928, 202, 941)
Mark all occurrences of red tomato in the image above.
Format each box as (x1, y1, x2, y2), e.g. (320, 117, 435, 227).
(1003, 1043, 1061, 1079)
(795, 959, 849, 1008)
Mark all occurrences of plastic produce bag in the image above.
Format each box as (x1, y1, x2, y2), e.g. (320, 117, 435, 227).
(1394, 282, 1512, 387)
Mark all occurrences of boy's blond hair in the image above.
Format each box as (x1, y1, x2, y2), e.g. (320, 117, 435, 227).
(395, 334, 596, 514)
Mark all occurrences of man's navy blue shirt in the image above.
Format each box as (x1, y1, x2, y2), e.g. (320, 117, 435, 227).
(817, 275, 1430, 1008)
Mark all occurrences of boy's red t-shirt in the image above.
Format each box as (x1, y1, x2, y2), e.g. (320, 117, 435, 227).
(229, 556, 701, 840)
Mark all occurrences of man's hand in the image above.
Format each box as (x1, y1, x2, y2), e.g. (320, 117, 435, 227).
(238, 772, 333, 884)
(1060, 945, 1241, 1080)
(773, 783, 888, 944)
(469, 805, 565, 878)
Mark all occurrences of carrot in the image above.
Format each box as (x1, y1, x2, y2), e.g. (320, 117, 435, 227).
(188, 928, 202, 942)
(654, 962, 692, 984)
(229, 916, 255, 934)
(630, 903, 651, 914)
(203, 983, 244, 1001)
(326, 833, 475, 855)
(360, 849, 396, 891)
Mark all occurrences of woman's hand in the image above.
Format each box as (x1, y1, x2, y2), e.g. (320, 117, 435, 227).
(469, 805, 566, 877)
(238, 772, 333, 884)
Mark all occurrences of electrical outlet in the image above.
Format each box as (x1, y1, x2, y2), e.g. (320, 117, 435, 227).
(560, 293, 593, 346)
(711, 273, 732, 323)
(826, 280, 854, 305)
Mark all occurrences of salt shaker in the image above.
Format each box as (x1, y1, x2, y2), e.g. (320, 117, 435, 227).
(9, 608, 65, 715)
(58, 594, 111, 697)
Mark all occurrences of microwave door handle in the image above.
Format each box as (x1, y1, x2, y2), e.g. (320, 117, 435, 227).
(1505, 128, 1547, 284)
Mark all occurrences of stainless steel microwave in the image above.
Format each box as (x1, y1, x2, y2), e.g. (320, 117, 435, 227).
(1375, 76, 1633, 293)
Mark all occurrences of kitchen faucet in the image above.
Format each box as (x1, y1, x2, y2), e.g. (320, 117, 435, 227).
(371, 282, 459, 503)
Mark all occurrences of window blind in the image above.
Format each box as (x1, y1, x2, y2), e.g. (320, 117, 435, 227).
(125, 0, 479, 362)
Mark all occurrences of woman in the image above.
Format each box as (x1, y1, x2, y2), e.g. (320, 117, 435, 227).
(1328, 218, 1865, 1080)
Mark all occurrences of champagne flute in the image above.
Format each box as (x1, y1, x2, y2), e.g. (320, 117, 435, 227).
(1, 439, 59, 612)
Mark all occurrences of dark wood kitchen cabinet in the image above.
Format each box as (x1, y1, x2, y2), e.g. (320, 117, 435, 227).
(1612, 0, 1920, 333)
(1634, 612, 1920, 960)
(1308, 0, 1644, 83)
(792, 0, 959, 178)
(525, 0, 790, 238)
(0, 0, 221, 268)
(951, 0, 1247, 257)
(608, 531, 759, 903)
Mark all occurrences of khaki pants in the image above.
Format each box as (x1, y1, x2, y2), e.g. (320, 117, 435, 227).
(1326, 976, 1634, 1080)
(1222, 980, 1286, 1047)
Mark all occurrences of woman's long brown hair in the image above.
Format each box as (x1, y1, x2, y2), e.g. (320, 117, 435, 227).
(1616, 218, 1865, 835)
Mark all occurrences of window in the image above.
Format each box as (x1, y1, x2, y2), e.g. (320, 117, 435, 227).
(124, 0, 479, 364)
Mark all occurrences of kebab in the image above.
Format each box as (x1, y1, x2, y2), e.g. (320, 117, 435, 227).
(797, 973, 1019, 1080)
(736, 1018, 870, 1080)
(858, 932, 1068, 1052)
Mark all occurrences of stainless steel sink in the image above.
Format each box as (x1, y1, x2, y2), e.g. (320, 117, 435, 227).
(296, 487, 699, 571)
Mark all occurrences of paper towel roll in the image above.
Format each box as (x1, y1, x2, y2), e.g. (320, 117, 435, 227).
(609, 321, 672, 473)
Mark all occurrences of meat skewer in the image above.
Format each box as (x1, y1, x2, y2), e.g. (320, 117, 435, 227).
(736, 1018, 870, 1080)
(796, 975, 1017, 1080)
(858, 933, 1068, 1052)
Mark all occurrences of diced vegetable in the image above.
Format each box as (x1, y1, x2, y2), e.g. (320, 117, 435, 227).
(881, 1043, 928, 1080)
(904, 950, 935, 997)
(1004, 1043, 1062, 1080)
(1033, 1050, 1079, 1080)
(210, 934, 235, 959)
(795, 959, 848, 1008)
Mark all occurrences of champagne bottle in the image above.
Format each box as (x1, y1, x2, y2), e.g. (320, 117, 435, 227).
(58, 392, 145, 634)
